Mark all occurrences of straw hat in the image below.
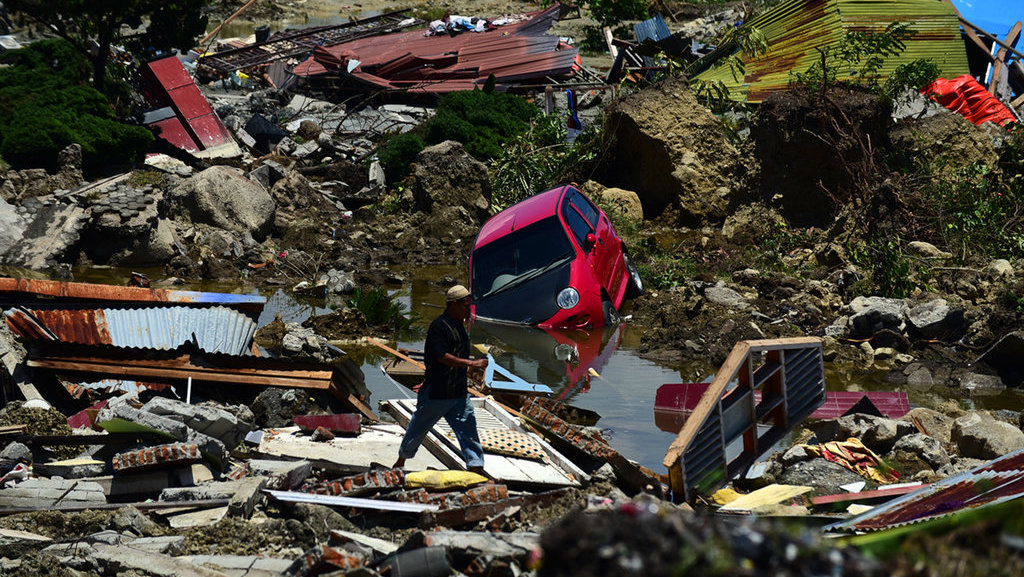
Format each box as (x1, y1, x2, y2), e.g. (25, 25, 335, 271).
(445, 284, 471, 302)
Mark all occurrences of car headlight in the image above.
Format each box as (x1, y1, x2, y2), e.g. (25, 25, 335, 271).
(556, 287, 579, 309)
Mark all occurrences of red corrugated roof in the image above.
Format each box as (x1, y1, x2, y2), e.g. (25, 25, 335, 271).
(292, 5, 578, 92)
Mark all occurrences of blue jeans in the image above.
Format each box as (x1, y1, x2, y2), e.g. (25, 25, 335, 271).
(398, 395, 484, 468)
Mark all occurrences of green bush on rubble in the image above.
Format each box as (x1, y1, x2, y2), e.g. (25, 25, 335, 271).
(377, 88, 539, 183)
(0, 39, 152, 173)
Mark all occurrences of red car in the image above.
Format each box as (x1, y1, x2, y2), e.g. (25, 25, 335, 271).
(469, 184, 643, 329)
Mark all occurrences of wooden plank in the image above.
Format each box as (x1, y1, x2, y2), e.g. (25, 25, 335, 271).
(990, 22, 1022, 96)
(27, 359, 333, 389)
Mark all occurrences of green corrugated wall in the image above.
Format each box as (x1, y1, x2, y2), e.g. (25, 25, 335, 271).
(691, 0, 970, 102)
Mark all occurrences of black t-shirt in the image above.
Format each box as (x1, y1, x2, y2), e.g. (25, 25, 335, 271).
(423, 311, 469, 399)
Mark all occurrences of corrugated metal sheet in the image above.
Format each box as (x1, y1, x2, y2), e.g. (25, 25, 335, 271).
(826, 448, 1024, 532)
(5, 306, 256, 356)
(693, 0, 970, 103)
(0, 277, 266, 319)
(291, 5, 579, 93)
(140, 56, 238, 157)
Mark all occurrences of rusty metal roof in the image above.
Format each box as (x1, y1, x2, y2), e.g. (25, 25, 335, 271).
(826, 448, 1024, 532)
(692, 0, 970, 103)
(0, 277, 265, 319)
(291, 5, 580, 93)
(4, 306, 256, 356)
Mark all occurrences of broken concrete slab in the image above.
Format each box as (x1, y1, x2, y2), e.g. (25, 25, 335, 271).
(142, 397, 254, 450)
(124, 535, 187, 555)
(228, 476, 269, 518)
(329, 529, 399, 556)
(256, 424, 445, 471)
(91, 542, 232, 577)
(33, 457, 106, 479)
(179, 554, 293, 577)
(0, 527, 53, 558)
(90, 464, 209, 500)
(0, 478, 107, 509)
(162, 505, 229, 529)
(247, 459, 311, 490)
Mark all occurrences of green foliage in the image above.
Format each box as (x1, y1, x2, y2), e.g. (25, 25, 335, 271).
(6, 0, 208, 91)
(792, 22, 919, 95)
(0, 40, 152, 172)
(923, 162, 1024, 261)
(377, 132, 425, 186)
(585, 0, 648, 28)
(345, 287, 419, 332)
(883, 59, 941, 104)
(490, 113, 606, 211)
(377, 89, 539, 183)
(849, 238, 916, 298)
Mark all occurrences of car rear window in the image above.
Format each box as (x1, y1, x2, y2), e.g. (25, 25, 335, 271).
(472, 216, 573, 298)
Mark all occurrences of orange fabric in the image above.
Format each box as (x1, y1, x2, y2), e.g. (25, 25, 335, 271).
(801, 438, 900, 484)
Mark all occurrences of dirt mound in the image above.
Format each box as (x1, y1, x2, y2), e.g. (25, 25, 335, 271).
(751, 87, 891, 227)
(603, 76, 746, 225)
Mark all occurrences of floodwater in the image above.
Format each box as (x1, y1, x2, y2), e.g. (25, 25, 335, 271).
(57, 264, 1024, 473)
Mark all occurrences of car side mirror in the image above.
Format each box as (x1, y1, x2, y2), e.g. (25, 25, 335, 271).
(585, 233, 597, 250)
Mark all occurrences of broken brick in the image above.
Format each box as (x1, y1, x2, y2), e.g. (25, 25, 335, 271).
(112, 443, 200, 473)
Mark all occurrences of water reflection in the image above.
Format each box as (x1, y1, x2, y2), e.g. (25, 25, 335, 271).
(470, 320, 623, 405)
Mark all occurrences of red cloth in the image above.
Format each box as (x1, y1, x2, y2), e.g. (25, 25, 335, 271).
(923, 75, 1017, 126)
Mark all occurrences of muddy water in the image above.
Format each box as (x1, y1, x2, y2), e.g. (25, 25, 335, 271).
(61, 264, 1024, 473)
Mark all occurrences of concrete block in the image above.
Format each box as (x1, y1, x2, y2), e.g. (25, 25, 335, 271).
(128, 535, 187, 555)
(34, 458, 106, 479)
(142, 398, 253, 450)
(97, 404, 190, 439)
(163, 505, 228, 529)
(313, 469, 404, 497)
(89, 465, 202, 500)
(247, 459, 311, 490)
(227, 476, 268, 519)
(0, 478, 107, 508)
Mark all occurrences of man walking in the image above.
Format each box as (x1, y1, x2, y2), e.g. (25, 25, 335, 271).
(393, 284, 488, 474)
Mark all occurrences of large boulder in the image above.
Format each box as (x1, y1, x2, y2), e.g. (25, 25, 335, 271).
(165, 166, 275, 240)
(845, 296, 907, 339)
(778, 459, 865, 495)
(906, 298, 964, 340)
(0, 199, 89, 270)
(810, 413, 916, 454)
(603, 76, 744, 224)
(977, 331, 1024, 387)
(412, 140, 491, 224)
(0, 197, 27, 259)
(951, 412, 1024, 460)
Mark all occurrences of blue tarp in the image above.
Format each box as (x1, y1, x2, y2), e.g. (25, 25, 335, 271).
(952, 0, 1018, 38)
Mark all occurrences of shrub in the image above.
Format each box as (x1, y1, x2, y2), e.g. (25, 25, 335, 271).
(345, 287, 419, 332)
(376, 89, 540, 183)
(0, 39, 152, 173)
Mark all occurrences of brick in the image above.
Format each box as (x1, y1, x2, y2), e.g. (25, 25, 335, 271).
(285, 544, 365, 577)
(312, 469, 405, 497)
(112, 443, 200, 473)
(521, 398, 618, 460)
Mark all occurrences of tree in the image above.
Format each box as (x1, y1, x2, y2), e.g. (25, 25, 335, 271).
(5, 0, 208, 91)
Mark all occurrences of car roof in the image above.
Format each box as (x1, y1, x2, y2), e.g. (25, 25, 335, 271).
(474, 185, 572, 248)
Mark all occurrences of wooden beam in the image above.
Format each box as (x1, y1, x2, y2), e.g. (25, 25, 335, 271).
(990, 22, 1022, 97)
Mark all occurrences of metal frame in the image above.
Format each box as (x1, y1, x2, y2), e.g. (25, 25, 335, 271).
(663, 337, 825, 503)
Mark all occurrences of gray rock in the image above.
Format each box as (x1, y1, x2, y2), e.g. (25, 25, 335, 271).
(845, 296, 907, 338)
(959, 372, 1006, 394)
(780, 445, 813, 466)
(889, 433, 950, 471)
(977, 331, 1024, 387)
(906, 240, 952, 258)
(899, 408, 957, 447)
(412, 141, 491, 224)
(811, 413, 916, 454)
(986, 259, 1014, 278)
(166, 165, 276, 241)
(952, 412, 1024, 459)
(0, 442, 32, 464)
(778, 459, 865, 495)
(906, 298, 963, 340)
(704, 284, 749, 310)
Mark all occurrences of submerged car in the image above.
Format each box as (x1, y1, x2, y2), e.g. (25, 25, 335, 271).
(469, 184, 643, 329)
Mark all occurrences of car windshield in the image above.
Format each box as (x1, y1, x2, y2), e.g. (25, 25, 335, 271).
(472, 216, 574, 300)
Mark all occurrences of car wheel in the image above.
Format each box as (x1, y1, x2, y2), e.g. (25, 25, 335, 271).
(623, 253, 644, 299)
(602, 300, 621, 326)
